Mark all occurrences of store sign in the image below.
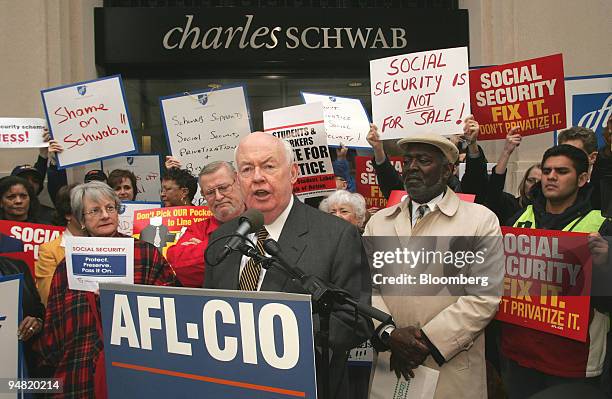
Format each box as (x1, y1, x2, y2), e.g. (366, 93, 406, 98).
(162, 14, 409, 51)
(95, 8, 469, 71)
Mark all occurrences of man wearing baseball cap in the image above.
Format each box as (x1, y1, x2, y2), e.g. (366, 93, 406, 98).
(364, 131, 504, 399)
(11, 165, 44, 195)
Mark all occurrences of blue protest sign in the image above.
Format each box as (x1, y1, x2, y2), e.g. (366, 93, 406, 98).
(71, 254, 127, 277)
(563, 75, 611, 147)
(100, 284, 317, 399)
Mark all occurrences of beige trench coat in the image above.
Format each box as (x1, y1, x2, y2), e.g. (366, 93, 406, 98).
(364, 189, 504, 399)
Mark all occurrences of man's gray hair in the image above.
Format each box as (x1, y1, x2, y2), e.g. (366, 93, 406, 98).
(280, 139, 296, 165)
(71, 181, 120, 226)
(198, 161, 236, 178)
(319, 190, 367, 227)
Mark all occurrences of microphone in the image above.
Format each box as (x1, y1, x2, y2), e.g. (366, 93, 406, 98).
(216, 209, 264, 263)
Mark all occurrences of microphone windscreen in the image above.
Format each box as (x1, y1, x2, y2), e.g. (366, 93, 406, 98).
(240, 208, 264, 233)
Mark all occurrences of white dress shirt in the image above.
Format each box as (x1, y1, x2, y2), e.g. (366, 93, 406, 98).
(410, 191, 444, 228)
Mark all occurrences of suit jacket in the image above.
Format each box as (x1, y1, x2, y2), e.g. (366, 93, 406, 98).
(204, 198, 373, 398)
(364, 189, 503, 399)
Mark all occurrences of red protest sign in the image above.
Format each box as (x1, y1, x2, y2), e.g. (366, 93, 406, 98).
(496, 227, 591, 342)
(132, 206, 212, 256)
(470, 54, 566, 140)
(0, 221, 64, 261)
(355, 156, 403, 209)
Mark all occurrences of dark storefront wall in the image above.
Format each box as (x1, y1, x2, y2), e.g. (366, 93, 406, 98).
(95, 7, 469, 156)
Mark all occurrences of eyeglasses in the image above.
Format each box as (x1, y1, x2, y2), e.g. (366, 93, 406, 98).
(203, 181, 235, 200)
(161, 185, 180, 193)
(83, 205, 118, 218)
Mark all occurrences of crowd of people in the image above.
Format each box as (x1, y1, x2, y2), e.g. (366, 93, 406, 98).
(0, 113, 610, 399)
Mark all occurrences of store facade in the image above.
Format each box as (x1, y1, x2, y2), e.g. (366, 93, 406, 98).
(94, 4, 469, 154)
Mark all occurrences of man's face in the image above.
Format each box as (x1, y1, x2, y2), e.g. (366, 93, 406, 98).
(21, 173, 41, 195)
(236, 133, 298, 225)
(560, 138, 597, 166)
(200, 167, 244, 223)
(541, 155, 588, 202)
(402, 143, 452, 203)
(335, 177, 348, 190)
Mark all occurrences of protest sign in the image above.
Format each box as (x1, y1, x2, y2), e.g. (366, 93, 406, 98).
(1, 252, 35, 282)
(65, 236, 134, 292)
(355, 156, 403, 208)
(301, 92, 371, 148)
(118, 201, 163, 236)
(0, 117, 48, 148)
(103, 155, 162, 202)
(41, 75, 137, 168)
(471, 54, 566, 140)
(370, 47, 470, 139)
(0, 275, 21, 397)
(0, 221, 64, 261)
(160, 85, 252, 175)
(264, 103, 336, 199)
(496, 227, 591, 342)
(132, 206, 213, 256)
(65, 160, 103, 185)
(563, 74, 611, 148)
(99, 284, 317, 399)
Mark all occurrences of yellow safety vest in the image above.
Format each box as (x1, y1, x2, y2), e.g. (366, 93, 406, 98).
(513, 205, 606, 233)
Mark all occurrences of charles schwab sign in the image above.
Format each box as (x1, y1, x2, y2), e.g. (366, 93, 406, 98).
(94, 7, 469, 73)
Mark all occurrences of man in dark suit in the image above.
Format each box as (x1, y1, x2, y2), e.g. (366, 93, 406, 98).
(204, 132, 372, 399)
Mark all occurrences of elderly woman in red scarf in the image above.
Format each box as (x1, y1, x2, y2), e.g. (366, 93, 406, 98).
(37, 181, 178, 398)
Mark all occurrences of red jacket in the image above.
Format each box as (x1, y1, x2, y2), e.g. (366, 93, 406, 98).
(166, 217, 220, 287)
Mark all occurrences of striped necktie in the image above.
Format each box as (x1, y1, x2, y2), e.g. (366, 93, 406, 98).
(239, 228, 269, 291)
(414, 204, 429, 226)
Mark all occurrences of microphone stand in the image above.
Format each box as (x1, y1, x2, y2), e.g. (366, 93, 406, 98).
(237, 240, 392, 399)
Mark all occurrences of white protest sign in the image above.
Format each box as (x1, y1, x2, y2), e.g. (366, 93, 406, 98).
(301, 92, 371, 148)
(65, 160, 102, 185)
(103, 155, 162, 202)
(41, 75, 137, 169)
(160, 85, 251, 175)
(370, 46, 470, 139)
(65, 236, 134, 292)
(117, 201, 162, 236)
(263, 103, 336, 199)
(0, 276, 20, 398)
(371, 351, 439, 399)
(0, 117, 48, 148)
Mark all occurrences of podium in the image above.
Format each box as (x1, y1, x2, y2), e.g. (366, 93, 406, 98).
(100, 283, 317, 398)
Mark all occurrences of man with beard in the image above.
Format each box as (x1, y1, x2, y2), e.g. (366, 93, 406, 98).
(364, 132, 504, 399)
(166, 161, 245, 287)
